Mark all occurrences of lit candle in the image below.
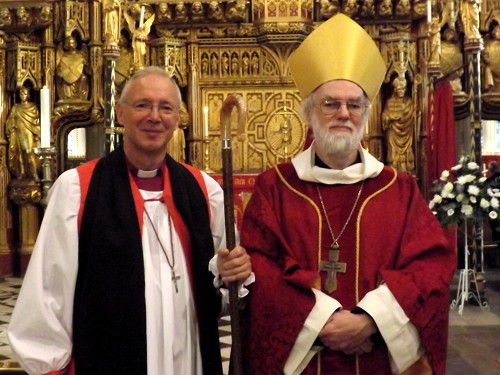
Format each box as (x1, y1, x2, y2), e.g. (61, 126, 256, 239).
(203, 106, 209, 137)
(139, 5, 145, 28)
(40, 86, 51, 148)
(427, 0, 432, 24)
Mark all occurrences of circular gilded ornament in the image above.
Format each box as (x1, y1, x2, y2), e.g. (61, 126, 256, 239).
(265, 107, 305, 160)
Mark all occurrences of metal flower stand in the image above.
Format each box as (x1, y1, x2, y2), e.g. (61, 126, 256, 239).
(451, 220, 490, 315)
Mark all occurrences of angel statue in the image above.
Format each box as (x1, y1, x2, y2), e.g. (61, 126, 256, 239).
(56, 35, 90, 101)
(124, 8, 155, 72)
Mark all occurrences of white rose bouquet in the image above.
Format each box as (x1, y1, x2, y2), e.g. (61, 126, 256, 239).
(429, 155, 500, 228)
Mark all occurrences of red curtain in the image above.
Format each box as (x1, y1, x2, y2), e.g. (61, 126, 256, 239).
(426, 79, 456, 196)
(426, 79, 457, 252)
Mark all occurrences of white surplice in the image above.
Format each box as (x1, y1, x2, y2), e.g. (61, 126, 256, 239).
(8, 167, 229, 375)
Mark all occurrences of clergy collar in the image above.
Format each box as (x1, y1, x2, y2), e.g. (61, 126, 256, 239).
(314, 153, 362, 169)
(292, 142, 384, 184)
(128, 166, 161, 178)
(127, 163, 163, 191)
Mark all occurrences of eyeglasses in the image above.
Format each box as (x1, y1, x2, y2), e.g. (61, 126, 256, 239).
(123, 101, 178, 116)
(317, 99, 369, 117)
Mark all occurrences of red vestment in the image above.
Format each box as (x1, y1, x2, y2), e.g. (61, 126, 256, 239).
(240, 163, 456, 375)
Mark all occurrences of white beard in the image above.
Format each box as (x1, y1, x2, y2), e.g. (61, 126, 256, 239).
(310, 114, 365, 158)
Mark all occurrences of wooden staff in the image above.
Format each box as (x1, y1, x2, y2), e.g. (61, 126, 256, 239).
(219, 94, 247, 375)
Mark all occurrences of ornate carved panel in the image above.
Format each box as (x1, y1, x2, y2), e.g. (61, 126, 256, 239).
(203, 88, 306, 173)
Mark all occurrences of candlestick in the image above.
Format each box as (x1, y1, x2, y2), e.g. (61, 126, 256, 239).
(40, 86, 51, 148)
(139, 5, 145, 28)
(203, 138, 214, 173)
(427, 0, 432, 24)
(203, 106, 209, 137)
(34, 146, 58, 208)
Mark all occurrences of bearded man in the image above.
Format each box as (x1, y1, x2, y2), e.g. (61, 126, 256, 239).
(240, 14, 456, 375)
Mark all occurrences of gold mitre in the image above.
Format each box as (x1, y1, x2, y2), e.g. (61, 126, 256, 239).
(288, 13, 386, 101)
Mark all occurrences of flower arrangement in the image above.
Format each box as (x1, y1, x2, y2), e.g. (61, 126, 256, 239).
(429, 155, 500, 228)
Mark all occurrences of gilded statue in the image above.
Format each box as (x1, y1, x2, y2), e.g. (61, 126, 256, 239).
(116, 33, 133, 89)
(242, 54, 250, 75)
(201, 55, 209, 76)
(222, 53, 229, 76)
(16, 7, 31, 27)
(343, 0, 359, 16)
(0, 8, 12, 27)
(428, 16, 442, 66)
(5, 87, 41, 182)
(191, 2, 205, 22)
(166, 102, 189, 163)
(231, 55, 239, 76)
(484, 24, 500, 93)
(395, 0, 411, 16)
(103, 0, 121, 46)
(38, 5, 52, 25)
(319, 0, 339, 20)
(156, 2, 172, 23)
(441, 28, 464, 93)
(382, 76, 415, 174)
(378, 0, 393, 16)
(226, 1, 246, 22)
(360, 0, 375, 17)
(174, 2, 188, 23)
(208, 1, 224, 22)
(124, 10, 155, 72)
(460, 0, 481, 39)
(56, 35, 90, 101)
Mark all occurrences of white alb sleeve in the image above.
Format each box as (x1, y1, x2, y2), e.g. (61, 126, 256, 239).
(8, 169, 81, 375)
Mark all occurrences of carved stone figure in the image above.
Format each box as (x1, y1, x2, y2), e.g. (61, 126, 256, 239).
(382, 76, 415, 173)
(429, 16, 442, 65)
(251, 53, 259, 75)
(38, 5, 51, 24)
(226, 1, 246, 22)
(6, 87, 41, 181)
(441, 28, 464, 93)
(0, 8, 12, 26)
(16, 7, 31, 26)
(319, 0, 339, 19)
(211, 54, 219, 75)
(116, 33, 133, 89)
(103, 0, 121, 45)
(484, 24, 500, 93)
(242, 54, 250, 75)
(167, 102, 188, 163)
(378, 0, 393, 16)
(174, 2, 188, 23)
(124, 10, 155, 72)
(360, 0, 376, 17)
(201, 55, 209, 76)
(191, 2, 205, 22)
(343, 0, 359, 16)
(395, 0, 411, 16)
(156, 2, 172, 23)
(231, 54, 239, 76)
(56, 35, 90, 101)
(207, 1, 224, 22)
(221, 53, 229, 76)
(461, 0, 481, 39)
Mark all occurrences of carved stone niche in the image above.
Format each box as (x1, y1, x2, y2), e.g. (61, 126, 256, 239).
(150, 37, 187, 87)
(6, 40, 41, 91)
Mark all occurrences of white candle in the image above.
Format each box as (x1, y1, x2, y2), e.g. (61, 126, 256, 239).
(203, 106, 209, 136)
(427, 0, 432, 24)
(139, 6, 145, 28)
(40, 86, 51, 148)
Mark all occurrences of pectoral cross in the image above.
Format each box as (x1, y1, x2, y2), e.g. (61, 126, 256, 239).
(319, 244, 346, 293)
(171, 269, 181, 293)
